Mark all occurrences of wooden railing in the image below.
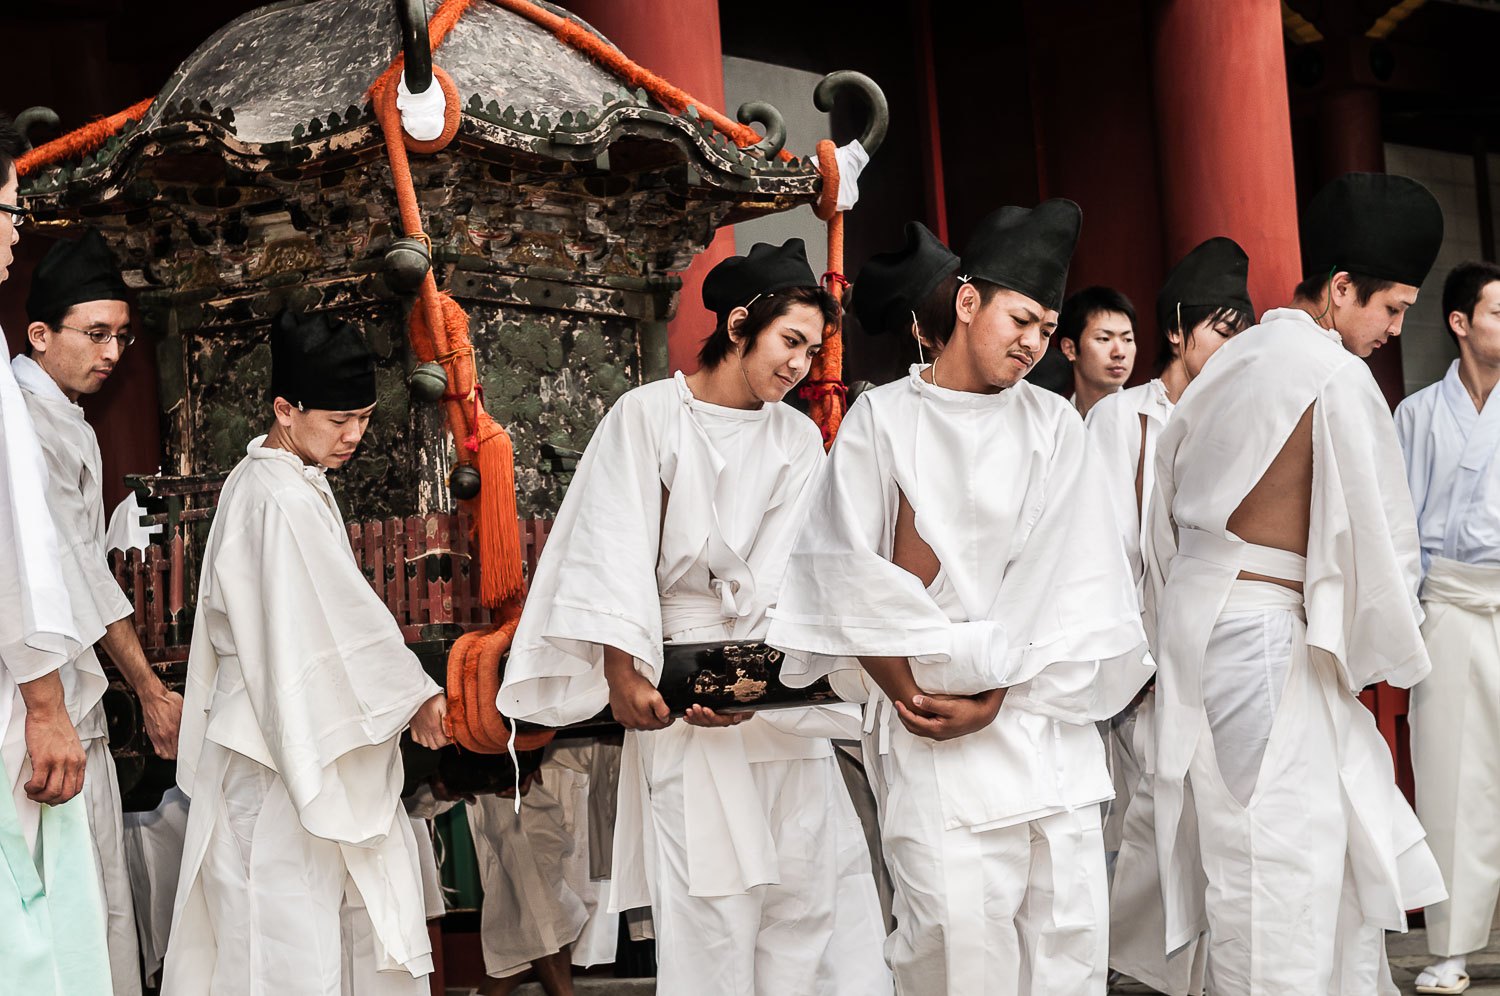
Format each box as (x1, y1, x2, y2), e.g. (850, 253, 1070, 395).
(109, 513, 554, 659)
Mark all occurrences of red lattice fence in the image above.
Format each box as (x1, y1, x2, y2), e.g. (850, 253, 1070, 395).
(110, 512, 553, 660)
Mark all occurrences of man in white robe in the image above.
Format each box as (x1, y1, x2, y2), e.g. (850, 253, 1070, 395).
(1086, 237, 1253, 996)
(1143, 172, 1448, 995)
(162, 308, 451, 995)
(1397, 260, 1500, 995)
(19, 228, 192, 995)
(769, 204, 1153, 995)
(0, 113, 112, 995)
(499, 240, 889, 996)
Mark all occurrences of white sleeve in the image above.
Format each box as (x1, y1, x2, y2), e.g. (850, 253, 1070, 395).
(499, 393, 667, 726)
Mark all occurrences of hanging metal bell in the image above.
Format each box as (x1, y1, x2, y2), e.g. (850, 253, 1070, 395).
(383, 236, 431, 293)
(408, 362, 448, 403)
(449, 464, 481, 500)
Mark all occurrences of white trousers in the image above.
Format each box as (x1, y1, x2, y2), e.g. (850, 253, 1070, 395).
(466, 744, 619, 977)
(173, 751, 428, 996)
(1410, 558, 1500, 956)
(878, 719, 1108, 996)
(1194, 603, 1397, 996)
(551, 745, 622, 968)
(82, 735, 142, 996)
(467, 752, 591, 979)
(635, 722, 890, 996)
(122, 786, 190, 980)
(1107, 689, 1205, 996)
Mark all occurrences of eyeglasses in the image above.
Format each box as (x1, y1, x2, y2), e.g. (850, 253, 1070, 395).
(58, 324, 134, 348)
(0, 203, 29, 228)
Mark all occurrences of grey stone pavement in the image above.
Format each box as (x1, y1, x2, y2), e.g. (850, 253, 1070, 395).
(444, 926, 1500, 995)
(1106, 925, 1500, 994)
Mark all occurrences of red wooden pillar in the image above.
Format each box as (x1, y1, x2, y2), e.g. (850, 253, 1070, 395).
(1150, 0, 1302, 320)
(564, 0, 735, 375)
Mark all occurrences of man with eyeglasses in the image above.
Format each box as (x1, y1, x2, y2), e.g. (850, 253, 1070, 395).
(0, 111, 113, 994)
(12, 228, 184, 996)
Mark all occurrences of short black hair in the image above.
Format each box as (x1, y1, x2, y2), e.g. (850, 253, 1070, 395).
(1292, 270, 1396, 308)
(1442, 260, 1500, 347)
(913, 272, 961, 348)
(1056, 286, 1136, 345)
(1154, 302, 1254, 372)
(696, 284, 838, 369)
(0, 112, 22, 187)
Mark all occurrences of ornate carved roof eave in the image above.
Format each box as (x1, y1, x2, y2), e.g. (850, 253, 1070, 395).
(18, 98, 822, 219)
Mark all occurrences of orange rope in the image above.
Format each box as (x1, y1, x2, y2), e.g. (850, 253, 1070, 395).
(16, 97, 153, 177)
(369, 0, 549, 754)
(800, 139, 847, 446)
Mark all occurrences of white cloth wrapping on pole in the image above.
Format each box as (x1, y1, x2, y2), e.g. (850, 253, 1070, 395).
(832, 140, 869, 213)
(396, 74, 447, 142)
(500, 374, 887, 994)
(1144, 309, 1444, 988)
(163, 437, 442, 994)
(1409, 557, 1500, 956)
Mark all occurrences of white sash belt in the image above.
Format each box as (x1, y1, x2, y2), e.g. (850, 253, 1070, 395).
(1178, 526, 1307, 582)
(1422, 557, 1500, 614)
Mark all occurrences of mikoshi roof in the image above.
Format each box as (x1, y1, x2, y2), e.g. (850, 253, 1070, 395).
(18, 0, 820, 215)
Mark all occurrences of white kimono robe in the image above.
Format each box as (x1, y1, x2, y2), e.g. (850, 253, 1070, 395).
(0, 331, 109, 996)
(162, 436, 441, 996)
(1396, 360, 1500, 957)
(1145, 308, 1445, 995)
(14, 353, 142, 996)
(768, 367, 1153, 995)
(499, 373, 889, 996)
(1086, 379, 1204, 996)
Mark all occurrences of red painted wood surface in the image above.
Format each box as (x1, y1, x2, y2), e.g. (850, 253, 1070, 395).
(1151, 0, 1302, 330)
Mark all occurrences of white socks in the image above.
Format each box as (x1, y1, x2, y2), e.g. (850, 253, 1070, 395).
(1416, 954, 1468, 990)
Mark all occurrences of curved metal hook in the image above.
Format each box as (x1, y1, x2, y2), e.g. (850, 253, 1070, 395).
(735, 101, 787, 158)
(14, 106, 60, 152)
(392, 0, 433, 94)
(813, 71, 888, 156)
